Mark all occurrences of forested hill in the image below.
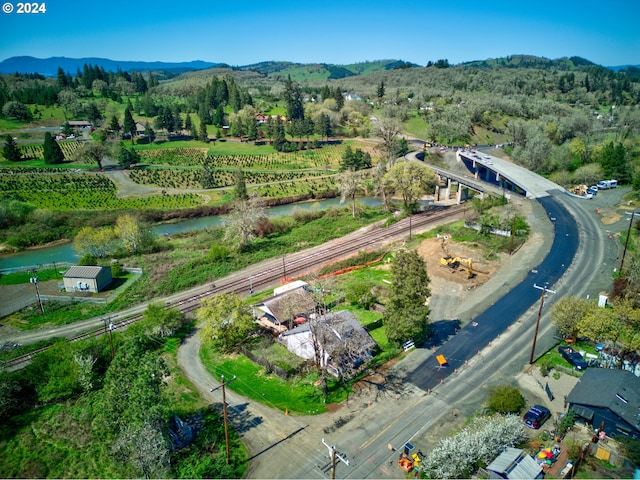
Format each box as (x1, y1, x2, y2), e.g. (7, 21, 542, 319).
(2, 54, 639, 83)
(0, 56, 219, 77)
(459, 55, 640, 77)
(240, 60, 418, 81)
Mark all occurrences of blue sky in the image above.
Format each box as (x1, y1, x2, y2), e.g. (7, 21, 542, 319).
(0, 0, 638, 67)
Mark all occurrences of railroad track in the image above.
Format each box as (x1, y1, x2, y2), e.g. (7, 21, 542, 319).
(6, 204, 464, 370)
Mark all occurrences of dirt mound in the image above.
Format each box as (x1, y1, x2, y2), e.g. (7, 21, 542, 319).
(416, 237, 499, 288)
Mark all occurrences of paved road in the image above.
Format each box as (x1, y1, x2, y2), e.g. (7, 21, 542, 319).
(406, 190, 578, 390)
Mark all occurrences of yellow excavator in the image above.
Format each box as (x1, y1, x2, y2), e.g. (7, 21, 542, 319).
(440, 256, 474, 279)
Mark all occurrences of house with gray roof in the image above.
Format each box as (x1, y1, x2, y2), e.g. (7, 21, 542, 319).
(281, 310, 376, 378)
(566, 368, 640, 438)
(63, 266, 112, 293)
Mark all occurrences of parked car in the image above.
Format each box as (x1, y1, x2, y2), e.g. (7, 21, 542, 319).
(586, 187, 597, 196)
(523, 405, 551, 429)
(558, 345, 588, 370)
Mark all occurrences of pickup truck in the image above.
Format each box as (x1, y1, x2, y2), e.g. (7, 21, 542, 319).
(558, 345, 588, 370)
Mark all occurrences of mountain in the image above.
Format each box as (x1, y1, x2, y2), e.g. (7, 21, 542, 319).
(0, 56, 219, 76)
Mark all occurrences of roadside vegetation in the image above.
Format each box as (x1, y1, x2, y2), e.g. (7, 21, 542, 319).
(0, 317, 247, 479)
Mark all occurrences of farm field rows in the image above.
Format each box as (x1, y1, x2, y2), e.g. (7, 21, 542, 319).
(137, 146, 345, 169)
(0, 171, 203, 210)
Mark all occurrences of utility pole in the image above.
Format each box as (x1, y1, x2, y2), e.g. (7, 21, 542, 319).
(103, 317, 115, 359)
(211, 375, 236, 465)
(282, 256, 287, 282)
(529, 284, 556, 364)
(29, 272, 44, 314)
(619, 211, 637, 274)
(409, 214, 412, 240)
(321, 438, 350, 480)
(509, 216, 516, 255)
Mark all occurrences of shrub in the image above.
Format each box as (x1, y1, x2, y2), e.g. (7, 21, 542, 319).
(557, 409, 575, 438)
(78, 254, 97, 266)
(539, 358, 553, 377)
(345, 280, 378, 309)
(486, 384, 525, 414)
(254, 217, 276, 238)
(110, 261, 123, 277)
(208, 244, 229, 262)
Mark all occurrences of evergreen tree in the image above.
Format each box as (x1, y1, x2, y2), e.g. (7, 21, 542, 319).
(247, 118, 258, 141)
(333, 86, 344, 110)
(109, 115, 121, 136)
(201, 157, 216, 188)
(315, 113, 332, 141)
(382, 250, 431, 345)
(142, 93, 157, 117)
(272, 116, 286, 150)
(233, 168, 248, 200)
(61, 121, 72, 135)
(144, 122, 155, 140)
(341, 145, 355, 170)
(600, 141, 631, 183)
(320, 85, 332, 102)
(213, 104, 224, 127)
(199, 116, 209, 142)
(43, 132, 64, 164)
(117, 142, 141, 169)
(123, 108, 136, 145)
(284, 76, 305, 121)
(184, 114, 193, 136)
(377, 81, 385, 102)
(2, 134, 21, 161)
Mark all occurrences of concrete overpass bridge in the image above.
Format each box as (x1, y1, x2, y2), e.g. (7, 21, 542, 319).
(407, 148, 563, 203)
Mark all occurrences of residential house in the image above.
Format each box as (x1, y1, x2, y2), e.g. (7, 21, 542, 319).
(63, 266, 112, 293)
(281, 310, 376, 378)
(67, 120, 92, 128)
(486, 447, 543, 479)
(254, 284, 316, 333)
(566, 368, 640, 438)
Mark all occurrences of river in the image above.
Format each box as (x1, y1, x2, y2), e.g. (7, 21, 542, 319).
(0, 197, 390, 271)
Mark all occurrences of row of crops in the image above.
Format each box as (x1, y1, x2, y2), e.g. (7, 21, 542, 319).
(137, 148, 209, 166)
(137, 147, 345, 169)
(127, 167, 331, 189)
(253, 177, 338, 198)
(0, 172, 203, 210)
(19, 141, 83, 160)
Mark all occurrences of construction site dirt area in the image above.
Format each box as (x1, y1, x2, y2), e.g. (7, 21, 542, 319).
(416, 237, 500, 290)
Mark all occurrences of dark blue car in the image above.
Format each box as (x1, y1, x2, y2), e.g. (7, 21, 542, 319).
(523, 405, 551, 429)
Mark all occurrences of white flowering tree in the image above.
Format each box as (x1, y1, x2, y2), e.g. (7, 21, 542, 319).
(422, 414, 526, 479)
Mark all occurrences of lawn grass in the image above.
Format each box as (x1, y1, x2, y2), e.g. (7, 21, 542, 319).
(0, 268, 61, 285)
(200, 346, 333, 415)
(403, 112, 431, 141)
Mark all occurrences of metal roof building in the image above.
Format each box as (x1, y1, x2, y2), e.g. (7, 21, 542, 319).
(63, 266, 112, 293)
(486, 447, 543, 479)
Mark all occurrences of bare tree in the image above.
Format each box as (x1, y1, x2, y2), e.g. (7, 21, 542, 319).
(339, 169, 364, 218)
(112, 421, 170, 479)
(223, 194, 266, 251)
(374, 116, 402, 164)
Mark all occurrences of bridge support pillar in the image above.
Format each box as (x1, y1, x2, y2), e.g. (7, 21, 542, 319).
(457, 186, 470, 204)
